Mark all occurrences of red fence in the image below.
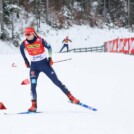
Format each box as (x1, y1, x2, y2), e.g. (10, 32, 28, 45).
(104, 37, 134, 54)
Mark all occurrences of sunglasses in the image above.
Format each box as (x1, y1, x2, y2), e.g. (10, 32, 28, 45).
(25, 33, 32, 36)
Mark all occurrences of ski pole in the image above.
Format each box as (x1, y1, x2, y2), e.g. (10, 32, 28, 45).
(54, 58, 71, 63)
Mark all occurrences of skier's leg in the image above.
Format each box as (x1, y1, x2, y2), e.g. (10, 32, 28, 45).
(43, 63, 69, 94)
(66, 44, 69, 52)
(28, 68, 40, 112)
(30, 69, 40, 100)
(60, 45, 65, 52)
(41, 60, 79, 103)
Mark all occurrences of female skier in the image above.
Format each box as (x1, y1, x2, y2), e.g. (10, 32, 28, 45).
(20, 27, 79, 112)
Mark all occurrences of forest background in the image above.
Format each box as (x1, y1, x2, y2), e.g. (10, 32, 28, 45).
(0, 0, 133, 47)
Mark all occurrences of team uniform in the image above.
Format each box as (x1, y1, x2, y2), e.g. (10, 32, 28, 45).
(20, 27, 79, 112)
(20, 36, 69, 100)
(60, 37, 72, 52)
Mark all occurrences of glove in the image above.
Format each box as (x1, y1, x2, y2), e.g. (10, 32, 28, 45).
(48, 57, 54, 66)
(25, 60, 30, 68)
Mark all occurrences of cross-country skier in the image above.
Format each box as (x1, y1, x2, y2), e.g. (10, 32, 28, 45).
(60, 36, 72, 52)
(20, 27, 79, 112)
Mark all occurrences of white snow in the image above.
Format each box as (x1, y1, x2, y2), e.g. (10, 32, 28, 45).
(1, 24, 134, 54)
(0, 52, 134, 134)
(0, 24, 134, 134)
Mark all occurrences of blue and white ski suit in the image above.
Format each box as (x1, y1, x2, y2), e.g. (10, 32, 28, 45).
(20, 36, 69, 100)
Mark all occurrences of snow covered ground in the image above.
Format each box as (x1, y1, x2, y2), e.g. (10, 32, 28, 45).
(1, 24, 134, 54)
(0, 24, 134, 134)
(21, 25, 134, 52)
(0, 52, 134, 134)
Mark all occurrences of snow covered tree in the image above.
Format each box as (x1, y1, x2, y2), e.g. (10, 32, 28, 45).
(0, 0, 9, 40)
(108, 0, 127, 27)
(0, 0, 4, 32)
(0, 0, 131, 40)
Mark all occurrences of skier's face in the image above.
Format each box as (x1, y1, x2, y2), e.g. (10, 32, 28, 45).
(25, 33, 34, 40)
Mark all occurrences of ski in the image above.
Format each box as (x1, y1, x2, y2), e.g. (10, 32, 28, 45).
(69, 101, 97, 111)
(3, 111, 43, 115)
(17, 111, 42, 114)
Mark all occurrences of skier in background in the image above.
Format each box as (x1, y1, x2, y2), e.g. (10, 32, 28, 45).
(20, 27, 79, 112)
(60, 36, 72, 52)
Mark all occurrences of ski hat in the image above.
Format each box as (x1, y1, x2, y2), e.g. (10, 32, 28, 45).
(66, 36, 68, 39)
(24, 27, 36, 35)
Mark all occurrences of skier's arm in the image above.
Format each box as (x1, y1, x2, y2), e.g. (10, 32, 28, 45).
(42, 38, 52, 58)
(62, 39, 65, 43)
(20, 42, 30, 68)
(69, 39, 72, 42)
(20, 42, 28, 61)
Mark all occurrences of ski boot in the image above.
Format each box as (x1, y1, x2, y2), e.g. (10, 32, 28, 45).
(28, 100, 37, 112)
(67, 92, 80, 104)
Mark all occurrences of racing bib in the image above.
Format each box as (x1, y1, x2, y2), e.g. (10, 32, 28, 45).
(31, 52, 46, 61)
